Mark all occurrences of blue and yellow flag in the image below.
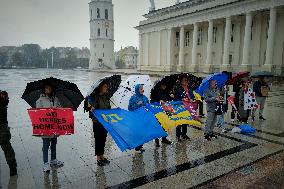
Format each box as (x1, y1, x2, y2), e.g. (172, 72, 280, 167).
(146, 101, 201, 131)
(93, 108, 167, 151)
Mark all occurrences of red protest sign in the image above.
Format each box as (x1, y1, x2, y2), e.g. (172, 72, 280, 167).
(28, 108, 74, 136)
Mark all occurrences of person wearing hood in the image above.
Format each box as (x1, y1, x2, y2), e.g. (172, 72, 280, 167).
(36, 84, 64, 173)
(174, 75, 194, 142)
(86, 81, 111, 166)
(128, 84, 149, 152)
(152, 82, 173, 147)
(0, 90, 17, 176)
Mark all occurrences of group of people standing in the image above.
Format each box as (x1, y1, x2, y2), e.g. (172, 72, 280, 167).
(0, 73, 270, 176)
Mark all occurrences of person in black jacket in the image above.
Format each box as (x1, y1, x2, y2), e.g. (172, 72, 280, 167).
(0, 90, 17, 176)
(231, 80, 242, 122)
(174, 76, 194, 142)
(153, 83, 172, 147)
(85, 82, 111, 166)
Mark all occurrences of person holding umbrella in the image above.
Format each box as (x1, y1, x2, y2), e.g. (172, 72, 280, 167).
(86, 82, 112, 166)
(152, 82, 173, 147)
(22, 77, 84, 172)
(238, 80, 251, 123)
(203, 80, 223, 141)
(251, 76, 270, 121)
(84, 75, 121, 166)
(174, 75, 194, 142)
(0, 90, 17, 176)
(128, 84, 149, 152)
(228, 72, 250, 122)
(36, 84, 64, 172)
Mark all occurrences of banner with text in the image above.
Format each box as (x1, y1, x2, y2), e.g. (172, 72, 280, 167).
(28, 108, 74, 136)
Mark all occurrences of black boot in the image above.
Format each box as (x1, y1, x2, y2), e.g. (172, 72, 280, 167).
(161, 138, 172, 145)
(97, 160, 105, 166)
(182, 135, 190, 140)
(259, 116, 266, 120)
(204, 134, 211, 141)
(155, 139, 160, 147)
(9, 166, 17, 176)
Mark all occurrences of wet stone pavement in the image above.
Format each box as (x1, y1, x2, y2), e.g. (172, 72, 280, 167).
(0, 69, 284, 189)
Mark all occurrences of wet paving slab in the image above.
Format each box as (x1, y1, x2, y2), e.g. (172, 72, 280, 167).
(1, 69, 284, 189)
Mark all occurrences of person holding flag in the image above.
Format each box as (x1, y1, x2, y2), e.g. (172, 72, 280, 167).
(152, 82, 173, 147)
(128, 84, 149, 153)
(174, 75, 195, 142)
(85, 81, 111, 166)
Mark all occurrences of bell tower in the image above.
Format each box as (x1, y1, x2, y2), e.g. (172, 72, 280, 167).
(89, 0, 115, 69)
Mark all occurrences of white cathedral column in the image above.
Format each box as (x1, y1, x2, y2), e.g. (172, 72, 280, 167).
(204, 20, 213, 73)
(138, 33, 143, 71)
(190, 23, 198, 72)
(178, 26, 185, 72)
(145, 33, 149, 67)
(241, 12, 253, 71)
(156, 30, 161, 68)
(263, 7, 277, 72)
(166, 28, 173, 71)
(222, 16, 232, 71)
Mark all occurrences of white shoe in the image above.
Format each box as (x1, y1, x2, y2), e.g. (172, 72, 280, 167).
(221, 129, 227, 133)
(50, 159, 64, 168)
(43, 163, 50, 173)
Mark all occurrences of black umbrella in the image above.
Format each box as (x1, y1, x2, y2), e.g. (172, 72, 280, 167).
(87, 75, 121, 98)
(177, 73, 203, 90)
(150, 74, 180, 102)
(150, 73, 202, 102)
(22, 77, 84, 111)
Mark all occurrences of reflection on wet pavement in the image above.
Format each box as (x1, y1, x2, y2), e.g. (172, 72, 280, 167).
(0, 69, 284, 189)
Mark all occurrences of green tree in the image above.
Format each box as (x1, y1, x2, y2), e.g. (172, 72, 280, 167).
(0, 52, 8, 66)
(11, 52, 25, 67)
(21, 44, 42, 67)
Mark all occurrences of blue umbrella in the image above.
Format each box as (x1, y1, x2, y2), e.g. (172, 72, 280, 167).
(250, 71, 273, 78)
(197, 72, 229, 96)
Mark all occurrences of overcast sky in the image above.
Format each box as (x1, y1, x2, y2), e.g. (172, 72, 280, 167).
(0, 0, 185, 51)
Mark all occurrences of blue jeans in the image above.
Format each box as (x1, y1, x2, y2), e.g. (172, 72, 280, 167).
(217, 114, 225, 129)
(42, 138, 57, 163)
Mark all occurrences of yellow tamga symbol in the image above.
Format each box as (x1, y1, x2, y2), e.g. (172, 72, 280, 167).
(102, 114, 123, 123)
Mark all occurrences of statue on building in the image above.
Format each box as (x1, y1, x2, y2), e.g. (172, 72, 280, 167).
(149, 0, 155, 12)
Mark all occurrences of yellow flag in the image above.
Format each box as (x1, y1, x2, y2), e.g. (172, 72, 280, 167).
(193, 91, 203, 102)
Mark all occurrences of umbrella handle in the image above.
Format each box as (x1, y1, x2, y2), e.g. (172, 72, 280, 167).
(110, 99, 118, 108)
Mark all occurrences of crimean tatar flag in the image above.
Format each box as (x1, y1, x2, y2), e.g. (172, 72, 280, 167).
(146, 101, 201, 131)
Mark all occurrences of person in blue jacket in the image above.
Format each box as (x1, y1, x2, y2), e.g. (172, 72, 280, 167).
(128, 84, 149, 152)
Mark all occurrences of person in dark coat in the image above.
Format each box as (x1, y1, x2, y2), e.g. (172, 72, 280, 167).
(0, 90, 17, 176)
(86, 81, 111, 166)
(238, 81, 250, 123)
(231, 79, 242, 122)
(152, 83, 172, 147)
(251, 76, 269, 120)
(174, 76, 195, 142)
(216, 84, 229, 133)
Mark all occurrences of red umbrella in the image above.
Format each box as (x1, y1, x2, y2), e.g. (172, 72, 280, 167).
(228, 71, 250, 85)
